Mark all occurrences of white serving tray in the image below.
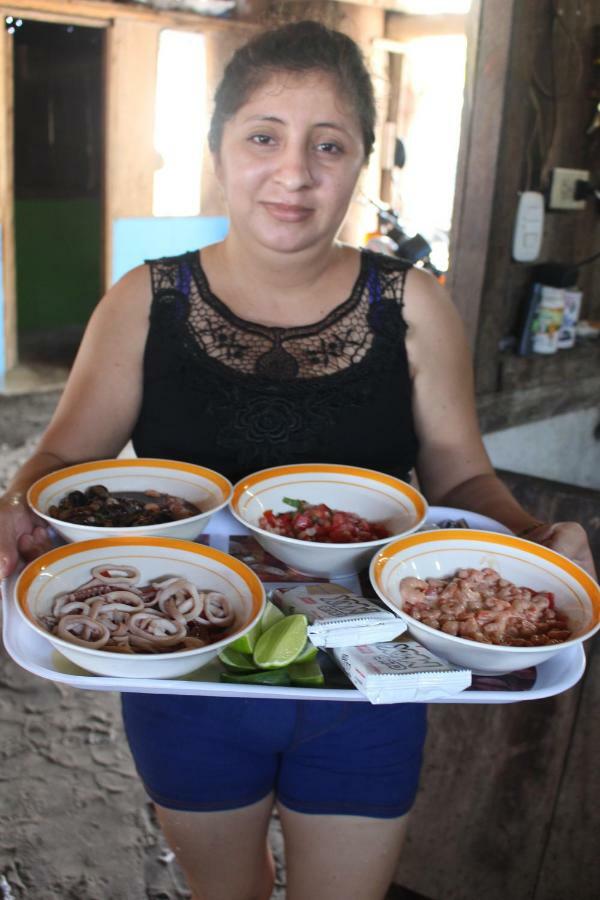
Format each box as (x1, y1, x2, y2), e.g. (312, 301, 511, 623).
(1, 507, 586, 704)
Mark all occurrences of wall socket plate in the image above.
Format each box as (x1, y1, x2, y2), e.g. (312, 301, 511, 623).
(548, 167, 589, 210)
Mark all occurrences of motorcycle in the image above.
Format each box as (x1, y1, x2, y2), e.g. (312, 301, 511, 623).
(362, 195, 448, 281)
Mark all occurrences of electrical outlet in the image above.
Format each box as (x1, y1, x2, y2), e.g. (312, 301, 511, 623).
(548, 167, 589, 210)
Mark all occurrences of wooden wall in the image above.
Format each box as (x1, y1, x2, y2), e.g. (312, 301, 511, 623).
(472, 0, 600, 432)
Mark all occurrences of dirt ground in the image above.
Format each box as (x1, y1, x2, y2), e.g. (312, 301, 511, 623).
(0, 393, 287, 900)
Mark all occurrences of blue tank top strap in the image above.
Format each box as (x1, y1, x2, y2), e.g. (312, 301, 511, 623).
(176, 258, 193, 298)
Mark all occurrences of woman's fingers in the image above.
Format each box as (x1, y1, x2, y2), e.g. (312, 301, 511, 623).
(0, 545, 18, 580)
(535, 521, 597, 580)
(17, 526, 53, 563)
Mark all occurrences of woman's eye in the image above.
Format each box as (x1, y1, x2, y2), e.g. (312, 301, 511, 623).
(249, 134, 275, 146)
(316, 142, 343, 155)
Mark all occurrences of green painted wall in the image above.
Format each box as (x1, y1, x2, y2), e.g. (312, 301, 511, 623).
(15, 198, 101, 332)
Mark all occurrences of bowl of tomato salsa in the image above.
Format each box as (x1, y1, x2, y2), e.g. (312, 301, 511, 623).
(229, 463, 427, 577)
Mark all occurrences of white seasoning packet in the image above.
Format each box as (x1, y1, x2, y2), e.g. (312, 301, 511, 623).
(271, 583, 406, 648)
(330, 640, 472, 704)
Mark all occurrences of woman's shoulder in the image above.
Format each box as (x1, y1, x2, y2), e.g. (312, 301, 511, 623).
(144, 249, 197, 268)
(361, 247, 414, 275)
(141, 249, 199, 298)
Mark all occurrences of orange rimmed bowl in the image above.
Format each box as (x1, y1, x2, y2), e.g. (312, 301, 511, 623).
(28, 458, 233, 543)
(229, 463, 428, 577)
(15, 537, 266, 679)
(370, 529, 600, 674)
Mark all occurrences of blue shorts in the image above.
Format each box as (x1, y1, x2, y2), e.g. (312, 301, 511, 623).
(121, 694, 427, 819)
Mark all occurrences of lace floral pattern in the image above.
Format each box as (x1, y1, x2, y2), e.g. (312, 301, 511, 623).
(134, 249, 417, 482)
(148, 250, 408, 380)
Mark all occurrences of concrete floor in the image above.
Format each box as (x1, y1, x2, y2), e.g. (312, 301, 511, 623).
(0, 362, 69, 397)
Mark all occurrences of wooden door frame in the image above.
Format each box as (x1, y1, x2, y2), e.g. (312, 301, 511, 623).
(0, 4, 112, 373)
(445, 0, 517, 346)
(0, 0, 254, 376)
(0, 24, 16, 372)
(384, 1, 517, 347)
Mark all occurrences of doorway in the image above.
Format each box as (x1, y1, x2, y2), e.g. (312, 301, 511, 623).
(12, 19, 104, 370)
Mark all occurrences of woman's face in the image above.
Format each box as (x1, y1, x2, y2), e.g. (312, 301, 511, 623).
(214, 71, 366, 255)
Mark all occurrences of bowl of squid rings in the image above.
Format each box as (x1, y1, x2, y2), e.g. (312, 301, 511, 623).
(369, 529, 600, 674)
(15, 537, 266, 678)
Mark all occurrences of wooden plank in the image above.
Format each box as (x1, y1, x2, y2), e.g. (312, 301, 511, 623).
(472, 0, 600, 397)
(445, 0, 515, 345)
(201, 25, 252, 216)
(380, 50, 403, 204)
(477, 370, 600, 434)
(103, 17, 161, 286)
(0, 27, 16, 371)
(0, 0, 259, 32)
(1, 7, 108, 25)
(394, 693, 581, 900)
(386, 11, 468, 39)
(533, 638, 600, 900)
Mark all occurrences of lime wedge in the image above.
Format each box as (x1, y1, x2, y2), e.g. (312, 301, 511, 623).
(288, 660, 325, 687)
(220, 669, 291, 686)
(293, 640, 319, 664)
(228, 618, 262, 654)
(253, 614, 308, 670)
(260, 600, 286, 633)
(218, 647, 258, 672)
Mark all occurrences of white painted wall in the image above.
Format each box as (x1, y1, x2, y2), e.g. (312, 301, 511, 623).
(483, 408, 600, 490)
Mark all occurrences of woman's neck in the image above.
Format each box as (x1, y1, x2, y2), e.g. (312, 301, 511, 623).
(202, 235, 359, 328)
(218, 233, 343, 293)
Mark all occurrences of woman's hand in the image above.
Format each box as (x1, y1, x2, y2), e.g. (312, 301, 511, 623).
(0, 493, 53, 579)
(524, 521, 597, 580)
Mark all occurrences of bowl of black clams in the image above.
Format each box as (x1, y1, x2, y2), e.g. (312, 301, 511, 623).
(28, 459, 233, 543)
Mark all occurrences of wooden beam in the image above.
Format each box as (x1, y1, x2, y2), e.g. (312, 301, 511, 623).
(103, 17, 161, 287)
(2, 7, 108, 25)
(386, 11, 468, 39)
(445, 0, 516, 346)
(331, 0, 468, 12)
(0, 27, 16, 371)
(0, 0, 259, 32)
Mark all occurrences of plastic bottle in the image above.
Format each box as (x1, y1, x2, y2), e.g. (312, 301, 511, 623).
(531, 286, 564, 354)
(557, 288, 583, 349)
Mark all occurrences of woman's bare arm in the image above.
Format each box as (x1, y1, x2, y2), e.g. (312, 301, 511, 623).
(0, 264, 152, 576)
(403, 268, 539, 532)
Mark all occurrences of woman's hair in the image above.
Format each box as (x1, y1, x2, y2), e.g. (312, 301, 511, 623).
(208, 20, 376, 159)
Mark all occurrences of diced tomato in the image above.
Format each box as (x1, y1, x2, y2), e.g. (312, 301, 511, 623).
(260, 498, 390, 544)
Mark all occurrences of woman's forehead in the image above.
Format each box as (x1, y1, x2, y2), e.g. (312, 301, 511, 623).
(236, 70, 358, 122)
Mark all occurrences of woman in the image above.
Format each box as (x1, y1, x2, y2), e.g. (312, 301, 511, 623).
(0, 21, 594, 900)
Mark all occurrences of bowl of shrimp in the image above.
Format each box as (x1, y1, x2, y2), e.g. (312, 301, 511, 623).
(229, 463, 428, 577)
(15, 536, 266, 678)
(28, 458, 233, 544)
(369, 529, 600, 674)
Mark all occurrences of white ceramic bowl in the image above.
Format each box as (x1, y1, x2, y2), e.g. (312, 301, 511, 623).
(370, 529, 600, 674)
(15, 536, 265, 678)
(28, 459, 233, 543)
(229, 463, 428, 577)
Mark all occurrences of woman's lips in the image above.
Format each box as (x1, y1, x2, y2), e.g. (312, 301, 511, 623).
(261, 202, 314, 222)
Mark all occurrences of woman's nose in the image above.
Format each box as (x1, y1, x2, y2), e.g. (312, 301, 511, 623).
(274, 144, 314, 190)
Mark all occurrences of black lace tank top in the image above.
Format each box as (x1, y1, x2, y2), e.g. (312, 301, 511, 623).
(131, 248, 419, 484)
